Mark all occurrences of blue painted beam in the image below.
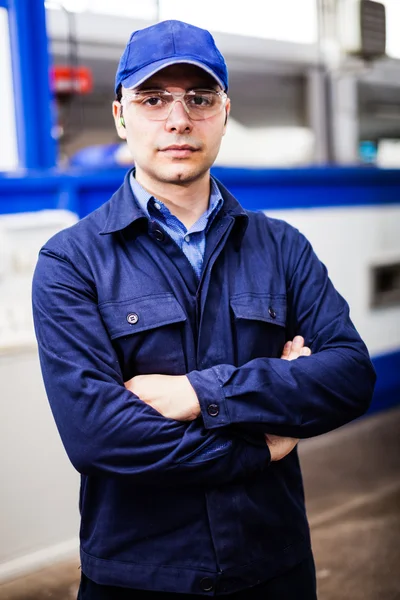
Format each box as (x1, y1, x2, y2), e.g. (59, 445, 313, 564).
(368, 350, 400, 415)
(7, 0, 56, 169)
(1, 166, 400, 217)
(211, 166, 400, 211)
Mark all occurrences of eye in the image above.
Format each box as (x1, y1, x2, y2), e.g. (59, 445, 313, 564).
(187, 92, 215, 107)
(142, 94, 164, 107)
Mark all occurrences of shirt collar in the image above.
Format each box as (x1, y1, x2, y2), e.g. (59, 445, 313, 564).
(100, 168, 249, 242)
(129, 170, 223, 227)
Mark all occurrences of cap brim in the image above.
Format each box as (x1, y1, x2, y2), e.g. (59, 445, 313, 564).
(120, 57, 225, 91)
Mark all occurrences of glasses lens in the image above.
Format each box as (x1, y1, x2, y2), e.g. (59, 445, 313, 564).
(128, 92, 170, 119)
(126, 90, 225, 120)
(185, 91, 223, 120)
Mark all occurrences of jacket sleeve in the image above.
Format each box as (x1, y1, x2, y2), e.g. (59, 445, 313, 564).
(187, 228, 376, 439)
(32, 246, 270, 484)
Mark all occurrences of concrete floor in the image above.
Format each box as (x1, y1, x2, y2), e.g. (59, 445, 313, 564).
(0, 407, 399, 600)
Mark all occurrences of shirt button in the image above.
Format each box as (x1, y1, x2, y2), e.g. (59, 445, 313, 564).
(200, 577, 214, 592)
(153, 229, 165, 242)
(207, 404, 219, 417)
(126, 312, 139, 325)
(268, 306, 277, 319)
(184, 235, 190, 243)
(154, 202, 161, 210)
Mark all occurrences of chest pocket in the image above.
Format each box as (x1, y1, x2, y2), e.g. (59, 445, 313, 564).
(99, 292, 187, 379)
(230, 293, 287, 365)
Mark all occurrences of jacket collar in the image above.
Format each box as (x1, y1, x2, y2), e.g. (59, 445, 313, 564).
(213, 176, 249, 248)
(99, 168, 249, 244)
(99, 169, 147, 235)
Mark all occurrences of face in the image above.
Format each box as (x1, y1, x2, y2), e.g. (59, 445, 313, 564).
(112, 64, 230, 186)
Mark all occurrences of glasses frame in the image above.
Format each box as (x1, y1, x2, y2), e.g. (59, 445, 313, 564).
(120, 88, 228, 121)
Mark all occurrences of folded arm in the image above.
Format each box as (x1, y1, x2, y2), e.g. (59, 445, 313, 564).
(187, 233, 376, 438)
(129, 232, 376, 440)
(32, 247, 270, 485)
(125, 336, 311, 460)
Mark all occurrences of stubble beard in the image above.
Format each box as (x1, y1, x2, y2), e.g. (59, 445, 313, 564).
(156, 160, 210, 186)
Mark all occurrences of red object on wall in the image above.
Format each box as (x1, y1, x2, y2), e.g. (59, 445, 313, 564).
(51, 65, 93, 94)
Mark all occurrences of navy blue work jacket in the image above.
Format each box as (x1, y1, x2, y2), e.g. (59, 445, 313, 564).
(32, 170, 376, 595)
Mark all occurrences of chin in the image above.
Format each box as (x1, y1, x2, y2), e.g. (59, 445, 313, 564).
(163, 164, 206, 184)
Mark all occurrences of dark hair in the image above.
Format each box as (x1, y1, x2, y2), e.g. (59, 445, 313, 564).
(115, 84, 122, 103)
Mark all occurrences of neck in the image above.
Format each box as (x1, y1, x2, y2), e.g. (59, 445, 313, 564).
(134, 167, 211, 229)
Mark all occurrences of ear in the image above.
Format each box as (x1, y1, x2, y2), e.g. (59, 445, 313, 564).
(222, 97, 230, 136)
(112, 101, 127, 140)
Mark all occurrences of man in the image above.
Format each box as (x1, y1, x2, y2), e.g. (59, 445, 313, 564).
(32, 19, 376, 599)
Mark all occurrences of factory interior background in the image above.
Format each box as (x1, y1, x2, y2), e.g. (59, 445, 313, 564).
(0, 1, 399, 598)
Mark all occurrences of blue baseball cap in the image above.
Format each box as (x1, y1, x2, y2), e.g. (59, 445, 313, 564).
(115, 20, 228, 93)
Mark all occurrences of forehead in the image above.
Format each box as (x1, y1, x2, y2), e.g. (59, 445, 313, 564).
(137, 64, 219, 90)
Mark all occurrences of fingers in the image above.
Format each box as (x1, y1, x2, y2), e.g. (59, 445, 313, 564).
(280, 336, 311, 360)
(292, 335, 305, 351)
(300, 346, 311, 356)
(281, 341, 292, 359)
(265, 433, 299, 461)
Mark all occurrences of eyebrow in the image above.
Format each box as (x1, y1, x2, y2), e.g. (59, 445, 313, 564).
(135, 84, 219, 92)
(135, 85, 163, 91)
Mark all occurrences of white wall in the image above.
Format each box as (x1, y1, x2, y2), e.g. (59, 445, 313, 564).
(0, 350, 80, 581)
(0, 211, 80, 581)
(267, 205, 400, 356)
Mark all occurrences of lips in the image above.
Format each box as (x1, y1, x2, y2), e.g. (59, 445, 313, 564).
(161, 145, 198, 151)
(160, 145, 199, 158)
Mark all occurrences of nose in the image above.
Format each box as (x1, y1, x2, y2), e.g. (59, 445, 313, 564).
(165, 99, 193, 133)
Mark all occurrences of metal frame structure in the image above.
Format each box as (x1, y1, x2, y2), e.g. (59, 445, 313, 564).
(3, 0, 56, 168)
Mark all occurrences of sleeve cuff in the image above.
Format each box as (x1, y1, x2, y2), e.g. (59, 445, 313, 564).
(187, 367, 230, 430)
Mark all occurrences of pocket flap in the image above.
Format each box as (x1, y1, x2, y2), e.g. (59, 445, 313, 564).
(99, 292, 187, 339)
(230, 293, 286, 327)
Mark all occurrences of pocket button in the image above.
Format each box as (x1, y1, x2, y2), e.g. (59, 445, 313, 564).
(127, 312, 139, 325)
(268, 306, 277, 319)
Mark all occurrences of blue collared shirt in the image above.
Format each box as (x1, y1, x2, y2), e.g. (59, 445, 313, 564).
(130, 173, 223, 279)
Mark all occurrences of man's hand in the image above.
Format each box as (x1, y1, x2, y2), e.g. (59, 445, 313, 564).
(125, 374, 200, 421)
(265, 336, 311, 462)
(264, 433, 299, 462)
(280, 335, 311, 361)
